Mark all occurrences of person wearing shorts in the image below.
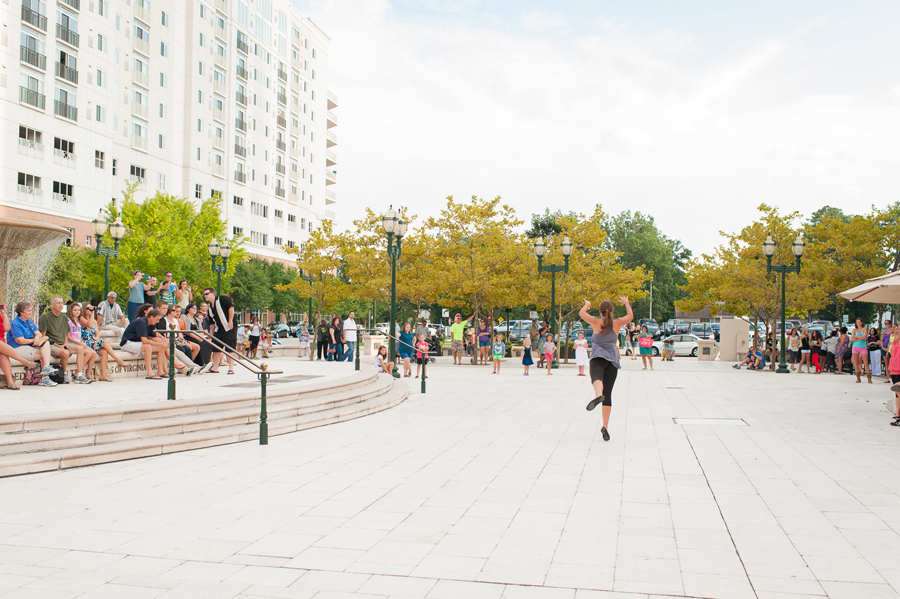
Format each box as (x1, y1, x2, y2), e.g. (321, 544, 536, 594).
(850, 317, 870, 383)
(581, 297, 634, 442)
(449, 313, 473, 365)
(638, 325, 654, 370)
(890, 333, 900, 426)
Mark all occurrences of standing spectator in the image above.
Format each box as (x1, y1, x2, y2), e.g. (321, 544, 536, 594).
(476, 319, 491, 365)
(415, 334, 429, 379)
(835, 326, 849, 374)
(203, 288, 236, 374)
(158, 272, 177, 305)
(787, 327, 800, 371)
(574, 331, 589, 376)
(119, 308, 169, 378)
(868, 327, 883, 377)
(297, 319, 310, 358)
(638, 324, 654, 371)
(39, 295, 91, 384)
(98, 292, 128, 336)
(528, 319, 540, 360)
(344, 311, 358, 359)
(797, 328, 812, 373)
(522, 337, 533, 376)
(398, 323, 415, 376)
(144, 276, 159, 305)
(537, 320, 551, 368)
(810, 330, 823, 373)
(127, 271, 149, 322)
(316, 319, 329, 360)
(66, 303, 98, 381)
(492, 333, 505, 374)
(175, 280, 193, 310)
(450, 313, 474, 365)
(883, 320, 894, 383)
(79, 302, 127, 381)
(850, 317, 870, 383)
(247, 316, 262, 359)
(823, 330, 838, 373)
(415, 317, 429, 342)
(327, 316, 344, 362)
(7, 302, 58, 386)
(628, 323, 640, 360)
(543, 333, 557, 375)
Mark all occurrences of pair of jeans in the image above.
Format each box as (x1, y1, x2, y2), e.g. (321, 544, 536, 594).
(344, 342, 355, 362)
(127, 301, 142, 322)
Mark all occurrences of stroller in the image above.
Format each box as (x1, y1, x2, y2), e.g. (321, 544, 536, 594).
(426, 335, 441, 363)
(464, 338, 476, 364)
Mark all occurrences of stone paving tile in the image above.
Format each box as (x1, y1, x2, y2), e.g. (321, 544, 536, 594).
(3, 359, 900, 598)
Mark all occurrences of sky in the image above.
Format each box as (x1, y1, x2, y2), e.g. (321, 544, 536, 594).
(293, 0, 900, 257)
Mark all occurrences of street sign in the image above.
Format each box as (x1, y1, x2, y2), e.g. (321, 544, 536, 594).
(529, 311, 539, 319)
(442, 309, 449, 317)
(498, 317, 504, 323)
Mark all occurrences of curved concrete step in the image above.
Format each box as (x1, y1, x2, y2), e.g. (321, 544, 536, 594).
(0, 374, 408, 477)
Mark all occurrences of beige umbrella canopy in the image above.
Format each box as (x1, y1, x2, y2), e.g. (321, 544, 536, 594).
(839, 271, 900, 304)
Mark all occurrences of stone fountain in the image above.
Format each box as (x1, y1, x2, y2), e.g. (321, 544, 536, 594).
(0, 217, 71, 310)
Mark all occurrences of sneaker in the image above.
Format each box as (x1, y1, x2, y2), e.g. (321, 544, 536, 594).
(73, 372, 92, 384)
(38, 376, 58, 387)
(601, 427, 610, 441)
(199, 362, 214, 374)
(891, 419, 900, 427)
(732, 364, 741, 369)
(40, 365, 59, 377)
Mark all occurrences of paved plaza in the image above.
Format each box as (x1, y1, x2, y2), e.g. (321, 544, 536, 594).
(1, 355, 899, 599)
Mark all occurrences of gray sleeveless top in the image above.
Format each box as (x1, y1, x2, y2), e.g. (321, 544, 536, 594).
(591, 325, 621, 369)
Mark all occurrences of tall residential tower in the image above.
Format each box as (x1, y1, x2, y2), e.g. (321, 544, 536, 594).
(1, 0, 338, 261)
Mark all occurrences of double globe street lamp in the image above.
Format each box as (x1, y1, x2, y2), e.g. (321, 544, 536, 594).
(207, 240, 232, 296)
(92, 211, 127, 297)
(762, 234, 806, 373)
(534, 235, 574, 369)
(381, 207, 408, 379)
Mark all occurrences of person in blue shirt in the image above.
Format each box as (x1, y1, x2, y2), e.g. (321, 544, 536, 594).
(7, 301, 59, 386)
(492, 333, 506, 374)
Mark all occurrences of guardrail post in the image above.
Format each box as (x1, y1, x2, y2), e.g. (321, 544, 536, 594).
(258, 364, 269, 445)
(167, 330, 176, 401)
(421, 359, 426, 394)
(355, 338, 360, 371)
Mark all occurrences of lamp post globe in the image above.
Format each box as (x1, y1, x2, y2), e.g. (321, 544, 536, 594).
(792, 236, 805, 257)
(109, 218, 127, 241)
(220, 244, 232, 259)
(560, 236, 573, 257)
(92, 211, 109, 237)
(762, 235, 776, 257)
(533, 239, 546, 258)
(207, 241, 220, 257)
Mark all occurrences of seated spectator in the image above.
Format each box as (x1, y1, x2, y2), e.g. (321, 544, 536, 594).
(733, 346, 765, 370)
(39, 295, 91, 384)
(97, 292, 128, 336)
(260, 330, 273, 358)
(136, 303, 152, 319)
(182, 303, 214, 370)
(79, 302, 127, 381)
(167, 305, 200, 364)
(65, 303, 98, 382)
(0, 303, 42, 389)
(375, 344, 395, 374)
(154, 301, 199, 376)
(6, 301, 58, 386)
(119, 308, 171, 379)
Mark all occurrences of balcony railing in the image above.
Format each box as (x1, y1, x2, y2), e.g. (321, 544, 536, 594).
(60, 0, 80, 10)
(132, 102, 148, 118)
(290, 125, 299, 137)
(326, 209, 336, 221)
(235, 118, 247, 132)
(213, 107, 224, 122)
(19, 87, 45, 109)
(326, 130, 337, 146)
(215, 23, 226, 41)
(53, 147, 75, 161)
(212, 164, 224, 178)
(20, 46, 46, 70)
(17, 185, 43, 203)
(327, 90, 338, 109)
(277, 93, 287, 105)
(21, 6, 47, 31)
(54, 100, 77, 121)
(56, 24, 79, 47)
(235, 91, 247, 106)
(289, 193, 299, 205)
(325, 189, 336, 203)
(237, 38, 248, 54)
(133, 37, 150, 56)
(236, 65, 248, 80)
(234, 144, 246, 158)
(214, 53, 226, 68)
(277, 115, 286, 128)
(326, 150, 337, 166)
(234, 171, 246, 184)
(213, 79, 225, 95)
(18, 138, 44, 152)
(326, 110, 337, 128)
(215, 0, 227, 11)
(133, 70, 149, 87)
(213, 134, 224, 150)
(52, 192, 76, 211)
(325, 170, 337, 183)
(278, 68, 287, 82)
(134, 3, 150, 23)
(275, 187, 285, 198)
(55, 62, 78, 84)
(276, 140, 286, 152)
(131, 135, 148, 150)
(275, 163, 286, 175)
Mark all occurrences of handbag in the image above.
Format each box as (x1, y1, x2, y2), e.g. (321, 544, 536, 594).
(22, 363, 41, 386)
(639, 336, 653, 348)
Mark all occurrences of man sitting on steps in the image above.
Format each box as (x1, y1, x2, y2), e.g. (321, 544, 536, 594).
(119, 308, 173, 379)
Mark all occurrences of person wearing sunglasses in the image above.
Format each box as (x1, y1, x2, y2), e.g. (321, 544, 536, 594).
(203, 288, 236, 374)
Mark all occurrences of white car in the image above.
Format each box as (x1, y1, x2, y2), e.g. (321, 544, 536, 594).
(624, 334, 702, 357)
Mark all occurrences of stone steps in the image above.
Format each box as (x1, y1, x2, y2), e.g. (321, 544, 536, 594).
(0, 372, 407, 477)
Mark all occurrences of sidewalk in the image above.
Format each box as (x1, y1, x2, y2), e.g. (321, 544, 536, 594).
(1, 357, 898, 598)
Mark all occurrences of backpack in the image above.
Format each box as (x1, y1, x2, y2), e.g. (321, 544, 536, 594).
(49, 367, 66, 385)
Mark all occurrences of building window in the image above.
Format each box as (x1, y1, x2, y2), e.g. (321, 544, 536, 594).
(287, 241, 295, 249)
(17, 172, 41, 191)
(158, 173, 166, 190)
(159, 72, 167, 88)
(288, 214, 296, 223)
(96, 69, 106, 87)
(112, 158, 117, 175)
(159, 103, 166, 118)
(274, 237, 282, 246)
(250, 201, 268, 218)
(95, 105, 106, 123)
(196, 147, 201, 160)
(97, 34, 107, 52)
(274, 209, 283, 219)
(130, 165, 146, 180)
(197, 118, 202, 132)
(198, 90, 203, 103)
(52, 181, 74, 200)
(199, 33, 205, 47)
(95, 150, 105, 169)
(195, 184, 202, 199)
(233, 226, 243, 236)
(233, 196, 244, 206)
(161, 11, 169, 26)
(98, 0, 108, 17)
(54, 137, 75, 158)
(158, 134, 165, 149)
(19, 126, 43, 148)
(160, 42, 168, 57)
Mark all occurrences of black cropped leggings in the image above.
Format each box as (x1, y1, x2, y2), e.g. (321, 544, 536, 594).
(589, 357, 617, 406)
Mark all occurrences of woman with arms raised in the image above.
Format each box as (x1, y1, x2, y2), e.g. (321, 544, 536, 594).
(579, 296, 633, 442)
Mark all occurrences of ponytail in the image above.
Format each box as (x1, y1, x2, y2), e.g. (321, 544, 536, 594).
(598, 300, 614, 333)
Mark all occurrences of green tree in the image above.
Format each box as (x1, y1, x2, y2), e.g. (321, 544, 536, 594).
(229, 258, 274, 315)
(267, 260, 301, 316)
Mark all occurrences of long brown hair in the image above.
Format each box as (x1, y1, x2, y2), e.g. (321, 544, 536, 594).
(598, 300, 614, 333)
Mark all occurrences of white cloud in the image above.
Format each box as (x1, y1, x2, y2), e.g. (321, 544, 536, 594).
(301, 0, 900, 254)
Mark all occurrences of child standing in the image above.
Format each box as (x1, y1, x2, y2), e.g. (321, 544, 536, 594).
(415, 334, 429, 379)
(492, 333, 505, 374)
(543, 333, 557, 375)
(574, 331, 588, 376)
(522, 340, 534, 375)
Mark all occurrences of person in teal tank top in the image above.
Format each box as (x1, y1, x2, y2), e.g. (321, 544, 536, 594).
(850, 317, 871, 383)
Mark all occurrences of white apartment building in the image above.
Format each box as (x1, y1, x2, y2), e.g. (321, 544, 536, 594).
(0, 0, 338, 263)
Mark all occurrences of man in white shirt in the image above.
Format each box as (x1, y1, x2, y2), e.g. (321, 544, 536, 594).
(343, 311, 358, 360)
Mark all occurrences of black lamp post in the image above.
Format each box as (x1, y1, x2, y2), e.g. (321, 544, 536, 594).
(534, 235, 574, 369)
(207, 240, 232, 296)
(92, 212, 127, 297)
(762, 234, 806, 374)
(381, 206, 407, 379)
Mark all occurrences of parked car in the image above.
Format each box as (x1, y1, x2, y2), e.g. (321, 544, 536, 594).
(625, 334, 701, 357)
(690, 323, 716, 339)
(267, 323, 291, 338)
(558, 321, 585, 341)
(663, 319, 690, 335)
(375, 322, 390, 335)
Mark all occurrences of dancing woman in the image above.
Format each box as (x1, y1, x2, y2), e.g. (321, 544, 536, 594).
(579, 296, 633, 442)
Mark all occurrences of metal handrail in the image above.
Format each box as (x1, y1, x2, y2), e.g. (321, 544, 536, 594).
(162, 326, 281, 444)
